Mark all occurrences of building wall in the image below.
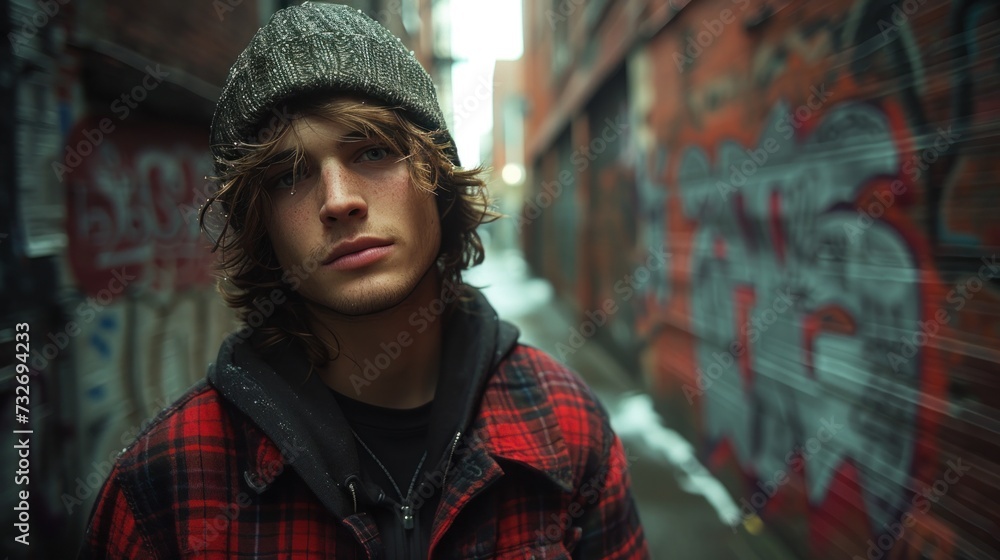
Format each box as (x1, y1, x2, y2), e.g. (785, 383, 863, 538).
(521, 0, 1000, 557)
(3, 1, 262, 555)
(78, 0, 264, 86)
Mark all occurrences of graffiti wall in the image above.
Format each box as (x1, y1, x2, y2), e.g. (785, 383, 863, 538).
(524, 0, 1000, 557)
(38, 118, 234, 555)
(65, 118, 219, 295)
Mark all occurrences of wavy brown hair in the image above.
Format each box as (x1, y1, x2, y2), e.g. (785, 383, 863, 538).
(201, 96, 500, 367)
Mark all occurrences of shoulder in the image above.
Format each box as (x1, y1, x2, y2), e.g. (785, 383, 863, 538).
(81, 381, 243, 558)
(499, 343, 609, 417)
(493, 343, 616, 462)
(110, 380, 243, 494)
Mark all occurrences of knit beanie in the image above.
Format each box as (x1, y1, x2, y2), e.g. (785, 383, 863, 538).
(209, 1, 458, 175)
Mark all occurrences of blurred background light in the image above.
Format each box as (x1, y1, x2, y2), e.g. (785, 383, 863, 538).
(501, 162, 524, 185)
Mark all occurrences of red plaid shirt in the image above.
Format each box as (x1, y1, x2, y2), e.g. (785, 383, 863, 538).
(79, 344, 648, 559)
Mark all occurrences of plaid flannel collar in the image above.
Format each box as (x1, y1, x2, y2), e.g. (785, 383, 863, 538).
(234, 343, 577, 501)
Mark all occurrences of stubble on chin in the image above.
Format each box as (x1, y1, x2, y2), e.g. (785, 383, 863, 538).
(304, 263, 433, 317)
(321, 283, 409, 316)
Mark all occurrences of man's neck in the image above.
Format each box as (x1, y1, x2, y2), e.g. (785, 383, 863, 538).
(310, 268, 446, 409)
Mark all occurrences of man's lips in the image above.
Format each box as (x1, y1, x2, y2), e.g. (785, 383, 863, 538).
(322, 237, 394, 270)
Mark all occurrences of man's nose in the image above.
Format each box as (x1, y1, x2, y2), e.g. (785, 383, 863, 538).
(317, 160, 368, 223)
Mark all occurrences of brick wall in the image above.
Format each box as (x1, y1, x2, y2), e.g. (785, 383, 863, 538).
(521, 0, 1000, 557)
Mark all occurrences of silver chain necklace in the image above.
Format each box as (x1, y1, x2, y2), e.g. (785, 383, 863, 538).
(351, 429, 428, 530)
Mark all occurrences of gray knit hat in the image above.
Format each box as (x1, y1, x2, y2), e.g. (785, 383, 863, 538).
(210, 1, 457, 175)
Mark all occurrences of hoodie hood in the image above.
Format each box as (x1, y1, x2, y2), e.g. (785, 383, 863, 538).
(207, 286, 520, 520)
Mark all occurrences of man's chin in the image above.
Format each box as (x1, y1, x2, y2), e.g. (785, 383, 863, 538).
(326, 295, 407, 317)
(301, 259, 440, 317)
(306, 288, 406, 317)
(305, 276, 424, 317)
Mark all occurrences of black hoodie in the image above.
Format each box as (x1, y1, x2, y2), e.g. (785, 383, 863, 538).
(207, 287, 520, 558)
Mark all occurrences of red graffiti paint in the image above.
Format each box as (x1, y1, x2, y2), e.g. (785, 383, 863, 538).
(65, 117, 217, 296)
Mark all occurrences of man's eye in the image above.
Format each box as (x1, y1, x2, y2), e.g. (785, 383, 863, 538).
(274, 171, 296, 189)
(359, 147, 390, 162)
(270, 164, 306, 189)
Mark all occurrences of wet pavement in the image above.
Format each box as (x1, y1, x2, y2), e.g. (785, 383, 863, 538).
(466, 245, 802, 560)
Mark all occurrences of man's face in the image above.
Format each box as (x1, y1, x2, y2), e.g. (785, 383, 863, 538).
(263, 110, 441, 315)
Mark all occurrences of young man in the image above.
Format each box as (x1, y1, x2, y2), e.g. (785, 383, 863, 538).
(79, 3, 648, 558)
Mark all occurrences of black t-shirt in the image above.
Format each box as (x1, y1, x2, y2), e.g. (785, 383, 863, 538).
(331, 389, 441, 557)
(330, 389, 433, 500)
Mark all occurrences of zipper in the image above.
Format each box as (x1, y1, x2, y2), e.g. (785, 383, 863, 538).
(376, 492, 420, 558)
(400, 496, 419, 559)
(348, 480, 358, 513)
(400, 501, 415, 529)
(441, 431, 462, 489)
